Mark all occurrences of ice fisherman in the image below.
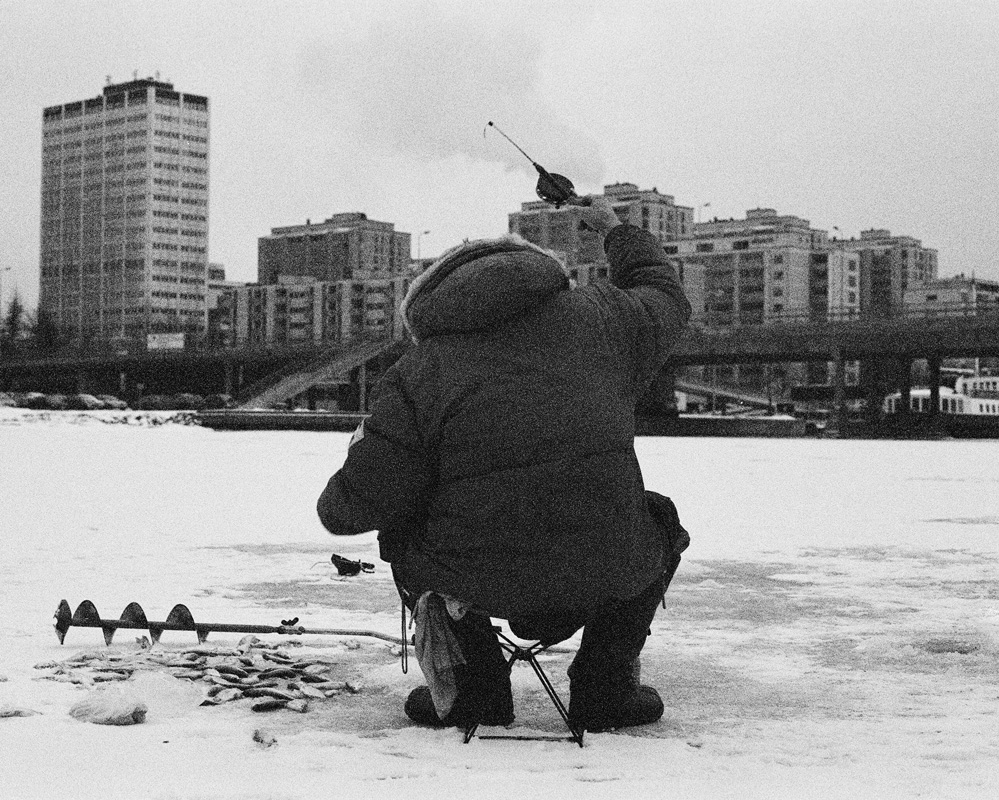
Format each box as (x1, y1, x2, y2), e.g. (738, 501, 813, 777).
(317, 195, 692, 732)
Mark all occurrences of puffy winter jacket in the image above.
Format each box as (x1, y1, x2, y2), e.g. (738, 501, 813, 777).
(317, 224, 691, 620)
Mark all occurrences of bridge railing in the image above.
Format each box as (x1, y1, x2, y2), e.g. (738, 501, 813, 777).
(4, 302, 997, 365)
(693, 301, 999, 330)
(0, 329, 403, 365)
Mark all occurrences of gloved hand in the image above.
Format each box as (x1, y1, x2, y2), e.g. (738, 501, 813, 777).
(573, 194, 621, 235)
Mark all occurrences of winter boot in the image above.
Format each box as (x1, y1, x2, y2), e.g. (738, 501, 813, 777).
(404, 681, 514, 728)
(567, 658, 664, 732)
(404, 607, 514, 728)
(566, 575, 668, 732)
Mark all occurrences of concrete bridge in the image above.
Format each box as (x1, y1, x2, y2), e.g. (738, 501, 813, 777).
(672, 309, 999, 432)
(671, 311, 999, 366)
(3, 311, 997, 423)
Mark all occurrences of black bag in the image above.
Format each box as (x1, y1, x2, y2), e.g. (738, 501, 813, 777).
(645, 491, 690, 591)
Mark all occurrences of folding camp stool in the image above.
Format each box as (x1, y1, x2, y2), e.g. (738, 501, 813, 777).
(463, 624, 584, 747)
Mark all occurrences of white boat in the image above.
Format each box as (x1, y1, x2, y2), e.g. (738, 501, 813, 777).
(884, 375, 999, 416)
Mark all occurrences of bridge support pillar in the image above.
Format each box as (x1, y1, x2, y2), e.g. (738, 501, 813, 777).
(861, 358, 888, 424)
(358, 362, 367, 413)
(897, 357, 912, 416)
(827, 348, 847, 437)
(928, 355, 941, 417)
(224, 361, 234, 396)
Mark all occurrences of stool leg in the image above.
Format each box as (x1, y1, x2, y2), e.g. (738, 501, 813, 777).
(525, 653, 584, 747)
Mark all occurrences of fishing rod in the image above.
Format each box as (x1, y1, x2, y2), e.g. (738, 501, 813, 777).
(485, 121, 580, 208)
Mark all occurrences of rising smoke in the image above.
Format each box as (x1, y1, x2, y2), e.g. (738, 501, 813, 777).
(297, 4, 605, 185)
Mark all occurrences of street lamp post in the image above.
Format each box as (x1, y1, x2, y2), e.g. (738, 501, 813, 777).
(697, 202, 711, 225)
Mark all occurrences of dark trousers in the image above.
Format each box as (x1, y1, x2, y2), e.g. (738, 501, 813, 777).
(393, 564, 667, 705)
(567, 573, 666, 694)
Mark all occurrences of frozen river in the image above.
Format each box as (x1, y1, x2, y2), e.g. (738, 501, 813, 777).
(1, 409, 997, 799)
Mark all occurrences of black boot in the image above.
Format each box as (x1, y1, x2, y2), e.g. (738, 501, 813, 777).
(404, 609, 514, 728)
(567, 657, 664, 732)
(404, 681, 514, 728)
(566, 575, 667, 732)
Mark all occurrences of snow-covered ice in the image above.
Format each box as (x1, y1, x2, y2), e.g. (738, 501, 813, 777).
(1, 407, 997, 799)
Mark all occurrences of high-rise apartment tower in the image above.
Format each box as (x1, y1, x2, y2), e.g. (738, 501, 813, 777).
(40, 77, 210, 344)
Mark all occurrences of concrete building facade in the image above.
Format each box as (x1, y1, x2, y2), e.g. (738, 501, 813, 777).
(258, 213, 411, 286)
(903, 274, 999, 317)
(668, 208, 861, 327)
(835, 229, 938, 319)
(39, 78, 210, 344)
(219, 212, 414, 349)
(220, 275, 408, 348)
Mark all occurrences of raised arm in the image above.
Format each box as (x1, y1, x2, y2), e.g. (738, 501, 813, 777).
(576, 195, 691, 388)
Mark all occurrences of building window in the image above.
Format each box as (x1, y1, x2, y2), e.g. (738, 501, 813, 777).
(696, 243, 714, 253)
(773, 254, 784, 264)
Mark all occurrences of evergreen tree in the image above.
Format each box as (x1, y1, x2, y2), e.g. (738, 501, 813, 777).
(1, 292, 25, 358)
(29, 305, 62, 353)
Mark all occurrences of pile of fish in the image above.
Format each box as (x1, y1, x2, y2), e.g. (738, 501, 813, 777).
(34, 635, 363, 713)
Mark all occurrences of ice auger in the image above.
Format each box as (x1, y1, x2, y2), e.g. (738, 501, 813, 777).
(53, 599, 407, 648)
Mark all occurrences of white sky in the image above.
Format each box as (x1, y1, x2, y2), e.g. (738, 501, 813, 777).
(2, 0, 997, 310)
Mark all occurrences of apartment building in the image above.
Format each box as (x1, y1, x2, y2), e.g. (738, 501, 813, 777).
(218, 212, 414, 348)
(206, 263, 245, 309)
(258, 213, 411, 285)
(221, 274, 407, 348)
(836, 229, 938, 318)
(508, 183, 693, 285)
(39, 77, 210, 343)
(903, 274, 999, 317)
(668, 208, 860, 326)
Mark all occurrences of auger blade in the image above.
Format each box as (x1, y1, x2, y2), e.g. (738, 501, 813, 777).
(118, 602, 149, 645)
(54, 599, 73, 645)
(164, 604, 208, 643)
(119, 602, 149, 628)
(70, 599, 118, 645)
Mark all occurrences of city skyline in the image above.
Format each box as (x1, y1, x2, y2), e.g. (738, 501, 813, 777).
(2, 0, 997, 312)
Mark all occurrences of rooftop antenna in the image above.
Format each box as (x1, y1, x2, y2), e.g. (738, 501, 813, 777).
(105, 75, 112, 85)
(155, 70, 160, 81)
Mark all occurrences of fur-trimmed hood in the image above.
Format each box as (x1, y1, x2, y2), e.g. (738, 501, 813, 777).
(401, 235, 570, 342)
